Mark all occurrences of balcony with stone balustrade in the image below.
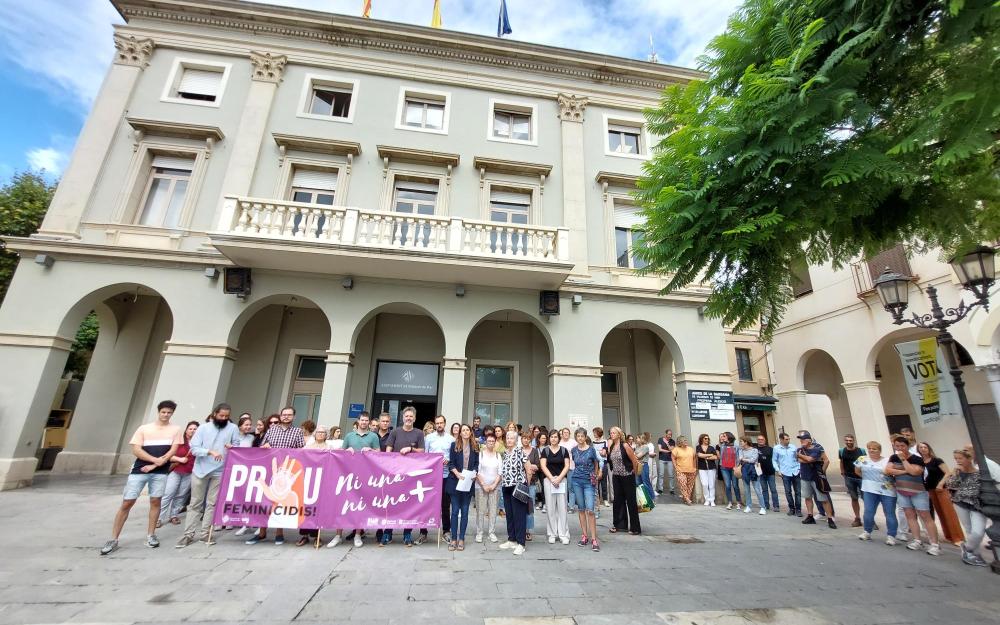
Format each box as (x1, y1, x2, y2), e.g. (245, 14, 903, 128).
(209, 196, 573, 289)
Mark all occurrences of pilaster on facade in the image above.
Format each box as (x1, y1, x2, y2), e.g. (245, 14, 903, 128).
(325, 350, 354, 366)
(557, 93, 589, 122)
(442, 357, 468, 371)
(113, 33, 154, 68)
(249, 51, 287, 83)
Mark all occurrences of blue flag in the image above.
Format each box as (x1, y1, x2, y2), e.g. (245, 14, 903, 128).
(497, 0, 512, 37)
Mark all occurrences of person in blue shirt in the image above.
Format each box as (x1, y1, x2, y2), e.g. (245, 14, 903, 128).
(796, 431, 836, 529)
(772, 432, 801, 516)
(176, 403, 242, 548)
(570, 428, 602, 551)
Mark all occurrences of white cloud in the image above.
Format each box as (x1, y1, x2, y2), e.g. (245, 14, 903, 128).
(26, 146, 70, 176)
(0, 0, 738, 115)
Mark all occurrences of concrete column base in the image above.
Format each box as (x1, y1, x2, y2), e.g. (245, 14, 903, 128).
(0, 457, 39, 490)
(50, 451, 119, 475)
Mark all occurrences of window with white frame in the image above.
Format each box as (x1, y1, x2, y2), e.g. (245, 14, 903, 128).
(392, 179, 438, 246)
(735, 348, 754, 381)
(493, 108, 531, 142)
(401, 92, 447, 131)
(290, 168, 338, 206)
(162, 60, 229, 105)
(136, 155, 195, 228)
(607, 121, 644, 155)
(300, 75, 357, 121)
(488, 188, 531, 254)
(474, 365, 513, 426)
(613, 202, 647, 269)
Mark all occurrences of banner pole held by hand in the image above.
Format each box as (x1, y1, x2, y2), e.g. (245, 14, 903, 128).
(315, 529, 322, 549)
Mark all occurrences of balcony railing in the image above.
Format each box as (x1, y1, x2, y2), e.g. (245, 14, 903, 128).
(216, 196, 569, 263)
(851, 243, 915, 298)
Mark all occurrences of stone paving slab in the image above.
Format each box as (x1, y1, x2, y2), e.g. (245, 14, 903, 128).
(0, 475, 997, 625)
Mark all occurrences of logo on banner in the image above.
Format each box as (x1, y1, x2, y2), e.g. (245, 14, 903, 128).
(402, 369, 415, 383)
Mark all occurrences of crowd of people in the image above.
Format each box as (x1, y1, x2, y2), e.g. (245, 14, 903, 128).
(97, 400, 994, 569)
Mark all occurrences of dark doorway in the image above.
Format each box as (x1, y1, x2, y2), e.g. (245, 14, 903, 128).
(372, 395, 438, 430)
(885, 414, 913, 436)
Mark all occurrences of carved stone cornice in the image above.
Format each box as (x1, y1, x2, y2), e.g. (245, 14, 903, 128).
(113, 33, 154, 67)
(557, 94, 589, 122)
(114, 1, 703, 89)
(250, 51, 287, 82)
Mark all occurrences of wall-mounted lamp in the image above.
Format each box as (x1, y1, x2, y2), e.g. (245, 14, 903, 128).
(696, 305, 706, 318)
(571, 294, 583, 306)
(34, 254, 54, 268)
(204, 267, 220, 279)
(456, 285, 466, 297)
(342, 277, 354, 290)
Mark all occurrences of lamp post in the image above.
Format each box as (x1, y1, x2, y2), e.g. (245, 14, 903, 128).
(873, 245, 998, 572)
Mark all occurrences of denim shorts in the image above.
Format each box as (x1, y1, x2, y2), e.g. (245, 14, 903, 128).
(896, 490, 930, 511)
(570, 480, 596, 512)
(844, 476, 863, 500)
(123, 472, 168, 500)
(799, 477, 829, 502)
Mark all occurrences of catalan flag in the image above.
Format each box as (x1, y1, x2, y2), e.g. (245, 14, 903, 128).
(362, 0, 371, 18)
(431, 0, 442, 28)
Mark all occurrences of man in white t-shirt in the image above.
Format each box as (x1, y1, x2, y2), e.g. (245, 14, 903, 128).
(424, 414, 455, 544)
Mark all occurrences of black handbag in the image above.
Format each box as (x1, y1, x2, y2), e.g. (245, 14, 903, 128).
(814, 471, 832, 494)
(513, 481, 532, 504)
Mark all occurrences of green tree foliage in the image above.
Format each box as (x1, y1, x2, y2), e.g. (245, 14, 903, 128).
(0, 171, 56, 305)
(65, 311, 100, 379)
(636, 0, 999, 340)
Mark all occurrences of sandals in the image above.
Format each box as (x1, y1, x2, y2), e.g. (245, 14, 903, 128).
(609, 528, 619, 534)
(526, 533, 533, 542)
(296, 537, 310, 547)
(155, 520, 162, 529)
(457, 541, 465, 551)
(169, 517, 181, 525)
(448, 541, 457, 551)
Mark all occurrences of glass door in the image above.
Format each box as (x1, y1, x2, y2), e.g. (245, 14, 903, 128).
(288, 355, 325, 425)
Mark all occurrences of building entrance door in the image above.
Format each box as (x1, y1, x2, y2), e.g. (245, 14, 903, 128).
(372, 360, 440, 429)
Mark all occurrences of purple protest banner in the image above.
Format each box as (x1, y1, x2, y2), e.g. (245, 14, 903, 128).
(212, 448, 442, 530)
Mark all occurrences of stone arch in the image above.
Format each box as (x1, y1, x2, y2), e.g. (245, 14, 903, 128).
(226, 293, 330, 349)
(348, 301, 446, 354)
(797, 348, 857, 446)
(464, 308, 554, 358)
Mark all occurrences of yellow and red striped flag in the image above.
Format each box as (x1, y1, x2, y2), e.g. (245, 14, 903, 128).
(362, 0, 371, 18)
(431, 0, 442, 28)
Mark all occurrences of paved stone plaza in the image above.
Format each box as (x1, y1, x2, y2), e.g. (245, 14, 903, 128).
(0, 475, 996, 625)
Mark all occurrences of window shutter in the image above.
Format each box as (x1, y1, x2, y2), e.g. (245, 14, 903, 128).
(292, 169, 338, 191)
(177, 68, 222, 97)
(490, 189, 531, 206)
(395, 180, 439, 193)
(614, 204, 644, 229)
(151, 155, 195, 171)
(608, 123, 641, 135)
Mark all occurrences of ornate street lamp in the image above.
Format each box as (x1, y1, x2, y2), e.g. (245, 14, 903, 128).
(873, 245, 998, 572)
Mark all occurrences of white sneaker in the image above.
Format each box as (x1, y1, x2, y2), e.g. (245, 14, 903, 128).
(726, 503, 733, 510)
(907, 539, 923, 551)
(703, 500, 710, 506)
(234, 526, 249, 537)
(560, 537, 570, 545)
(475, 532, 483, 543)
(603, 501, 611, 507)
(897, 531, 911, 541)
(858, 531, 871, 541)
(710, 501, 716, 507)
(744, 506, 751, 514)
(886, 536, 897, 546)
(327, 535, 343, 548)
(353, 535, 363, 548)
(927, 543, 941, 556)
(488, 533, 498, 543)
(547, 535, 556, 544)
(513, 544, 525, 556)
(499, 541, 514, 550)
(758, 508, 766, 515)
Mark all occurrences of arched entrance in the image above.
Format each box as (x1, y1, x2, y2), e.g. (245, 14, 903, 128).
(350, 302, 446, 429)
(465, 309, 552, 427)
(50, 284, 174, 475)
(798, 349, 854, 449)
(226, 294, 331, 427)
(599, 321, 677, 436)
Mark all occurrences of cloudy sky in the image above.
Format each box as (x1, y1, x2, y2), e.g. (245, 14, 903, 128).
(0, 0, 739, 181)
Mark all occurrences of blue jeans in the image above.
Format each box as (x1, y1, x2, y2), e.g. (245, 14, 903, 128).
(720, 468, 742, 505)
(781, 474, 801, 512)
(449, 490, 473, 541)
(526, 484, 535, 532)
(571, 479, 596, 512)
(862, 491, 898, 536)
(636, 463, 654, 496)
(760, 474, 779, 509)
(742, 475, 763, 508)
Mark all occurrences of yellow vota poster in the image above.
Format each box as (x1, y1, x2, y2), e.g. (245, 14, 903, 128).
(895, 338, 962, 427)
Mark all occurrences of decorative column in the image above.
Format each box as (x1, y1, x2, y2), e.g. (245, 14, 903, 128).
(841, 379, 891, 446)
(146, 342, 237, 424)
(0, 333, 73, 489)
(316, 351, 353, 429)
(439, 357, 467, 421)
(774, 388, 810, 436)
(548, 363, 603, 431)
(557, 94, 591, 277)
(211, 51, 287, 218)
(38, 33, 154, 239)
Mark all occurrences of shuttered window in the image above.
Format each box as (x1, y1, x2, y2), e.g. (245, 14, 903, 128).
(614, 203, 646, 269)
(176, 68, 223, 102)
(138, 155, 195, 228)
(866, 243, 913, 281)
(489, 189, 530, 225)
(290, 168, 338, 206)
(790, 256, 813, 297)
(608, 123, 642, 155)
